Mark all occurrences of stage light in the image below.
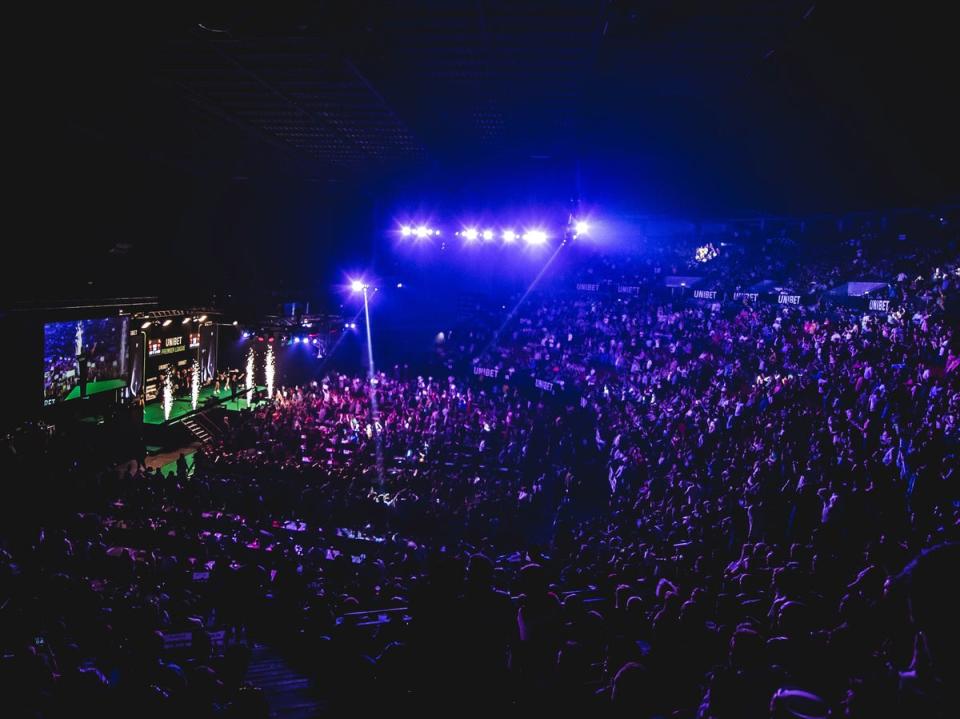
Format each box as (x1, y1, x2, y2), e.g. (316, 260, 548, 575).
(162, 319, 173, 327)
(502, 229, 517, 243)
(198, 315, 207, 322)
(397, 282, 403, 288)
(233, 320, 238, 325)
(400, 225, 412, 237)
(483, 229, 494, 241)
(524, 229, 548, 246)
(293, 337, 300, 343)
(350, 279, 366, 292)
(463, 228, 479, 242)
(141, 321, 152, 329)
(574, 220, 589, 235)
(415, 225, 430, 239)
(241, 332, 250, 339)
(351, 322, 357, 329)
(182, 317, 191, 324)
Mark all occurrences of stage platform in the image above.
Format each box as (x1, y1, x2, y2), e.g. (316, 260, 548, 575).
(144, 385, 267, 425)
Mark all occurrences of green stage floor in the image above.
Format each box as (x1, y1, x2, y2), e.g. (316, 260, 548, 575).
(144, 386, 267, 425)
(64, 378, 127, 401)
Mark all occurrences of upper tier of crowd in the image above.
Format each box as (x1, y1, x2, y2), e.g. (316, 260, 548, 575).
(2, 222, 958, 718)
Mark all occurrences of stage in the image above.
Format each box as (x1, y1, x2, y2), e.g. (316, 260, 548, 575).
(143, 385, 267, 425)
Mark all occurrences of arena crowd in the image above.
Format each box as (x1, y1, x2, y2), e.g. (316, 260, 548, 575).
(2, 223, 958, 718)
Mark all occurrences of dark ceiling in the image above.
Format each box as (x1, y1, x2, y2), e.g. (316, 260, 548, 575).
(10, 1, 959, 302)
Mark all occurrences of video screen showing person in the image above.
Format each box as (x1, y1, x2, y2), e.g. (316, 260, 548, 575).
(43, 317, 129, 403)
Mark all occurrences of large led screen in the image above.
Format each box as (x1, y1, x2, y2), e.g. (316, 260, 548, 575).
(43, 317, 129, 404)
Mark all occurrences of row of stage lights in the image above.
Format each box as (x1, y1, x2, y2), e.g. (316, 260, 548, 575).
(398, 220, 589, 246)
(241, 332, 324, 346)
(140, 314, 213, 330)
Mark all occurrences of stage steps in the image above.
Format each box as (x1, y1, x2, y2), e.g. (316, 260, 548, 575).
(182, 416, 214, 444)
(181, 418, 210, 443)
(245, 644, 324, 718)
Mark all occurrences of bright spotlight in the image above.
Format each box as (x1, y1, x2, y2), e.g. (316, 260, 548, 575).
(293, 337, 301, 343)
(232, 320, 238, 326)
(350, 279, 366, 292)
(574, 220, 589, 235)
(464, 228, 479, 242)
(482, 229, 494, 241)
(415, 226, 430, 239)
(182, 317, 192, 324)
(396, 282, 403, 289)
(400, 225, 412, 237)
(524, 229, 548, 246)
(198, 315, 207, 322)
(162, 319, 173, 327)
(141, 321, 152, 330)
(502, 229, 517, 243)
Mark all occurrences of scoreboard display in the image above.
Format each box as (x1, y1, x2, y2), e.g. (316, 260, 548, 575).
(149, 335, 186, 356)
